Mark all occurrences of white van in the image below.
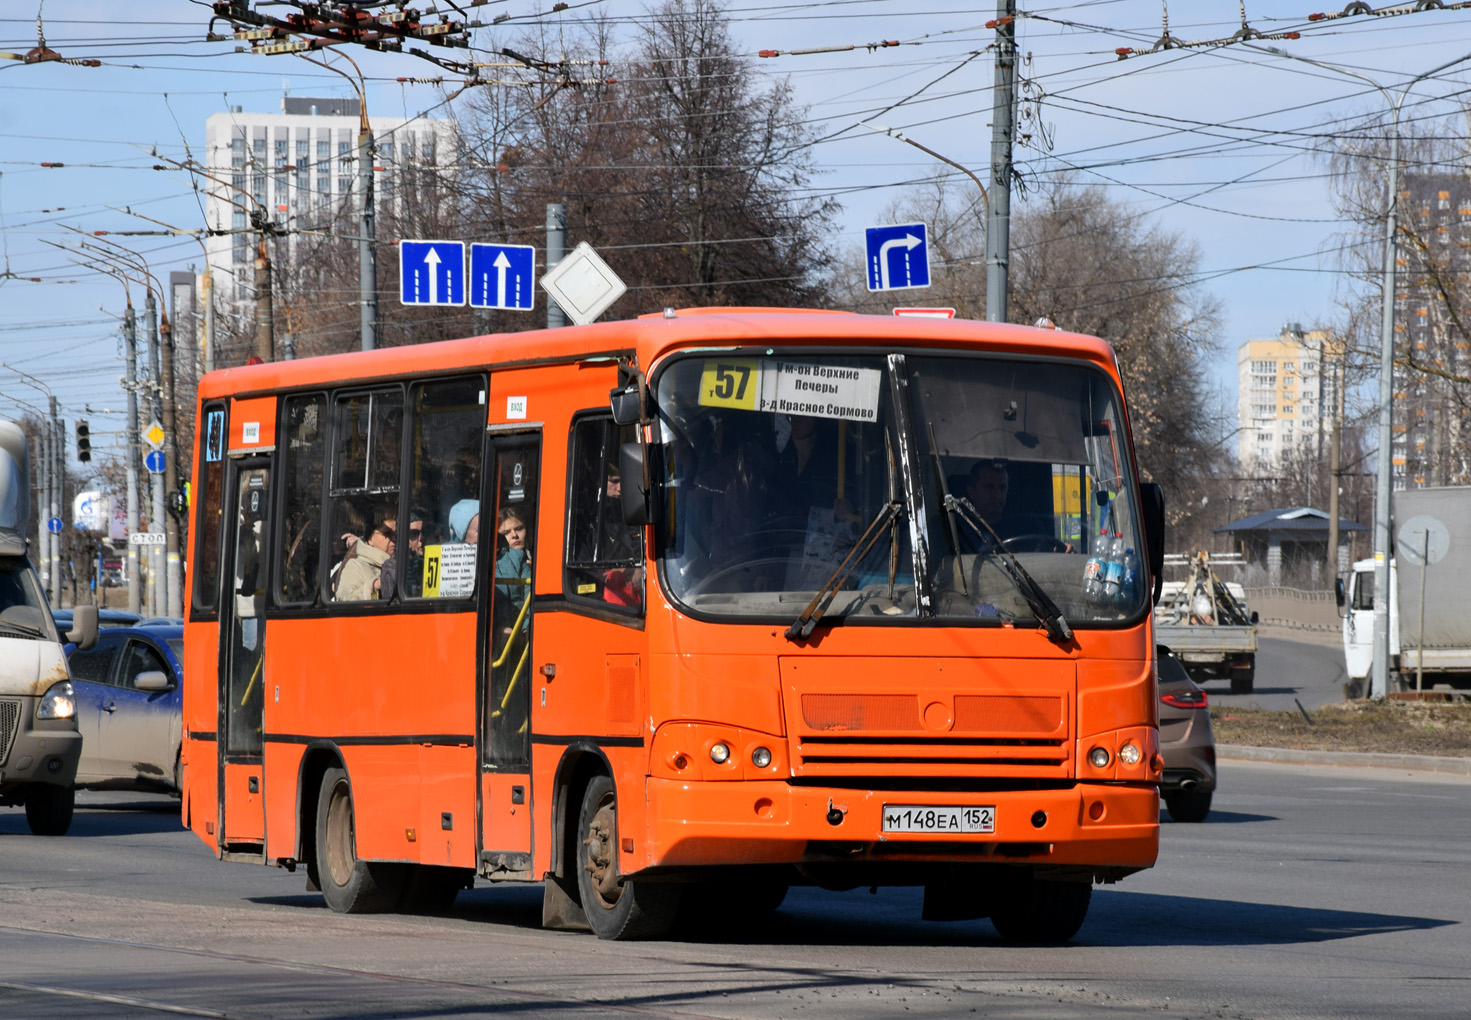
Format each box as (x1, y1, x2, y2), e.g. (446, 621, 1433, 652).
(0, 420, 96, 835)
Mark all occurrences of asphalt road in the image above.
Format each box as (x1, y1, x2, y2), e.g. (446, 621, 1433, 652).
(2, 759, 1467, 1020)
(1197, 632, 1350, 712)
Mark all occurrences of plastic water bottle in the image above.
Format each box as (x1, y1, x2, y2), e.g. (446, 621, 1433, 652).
(1119, 547, 1139, 605)
(1082, 530, 1107, 598)
(1100, 533, 1124, 601)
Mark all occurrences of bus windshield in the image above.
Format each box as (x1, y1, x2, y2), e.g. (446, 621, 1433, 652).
(654, 350, 1147, 627)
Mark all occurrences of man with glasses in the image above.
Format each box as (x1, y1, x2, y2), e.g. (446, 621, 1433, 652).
(379, 508, 428, 600)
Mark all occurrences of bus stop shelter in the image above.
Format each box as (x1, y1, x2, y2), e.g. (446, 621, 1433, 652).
(1215, 507, 1366, 586)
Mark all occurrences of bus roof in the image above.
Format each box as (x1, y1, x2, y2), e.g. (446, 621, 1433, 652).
(196, 308, 1120, 401)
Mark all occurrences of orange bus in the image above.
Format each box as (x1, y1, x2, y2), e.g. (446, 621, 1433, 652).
(182, 308, 1165, 942)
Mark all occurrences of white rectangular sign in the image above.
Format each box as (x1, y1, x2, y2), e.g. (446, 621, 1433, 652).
(128, 532, 166, 546)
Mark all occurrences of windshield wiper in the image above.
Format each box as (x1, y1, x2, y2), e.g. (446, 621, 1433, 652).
(946, 494, 1074, 645)
(0, 619, 44, 638)
(785, 500, 903, 642)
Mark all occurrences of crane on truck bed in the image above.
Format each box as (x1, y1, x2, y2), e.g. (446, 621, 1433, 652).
(1154, 550, 1259, 694)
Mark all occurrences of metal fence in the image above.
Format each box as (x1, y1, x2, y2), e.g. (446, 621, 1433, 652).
(1244, 586, 1339, 633)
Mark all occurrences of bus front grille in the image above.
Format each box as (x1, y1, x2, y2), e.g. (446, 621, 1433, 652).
(793, 734, 1070, 776)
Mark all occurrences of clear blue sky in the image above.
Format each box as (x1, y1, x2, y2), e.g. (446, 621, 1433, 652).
(5, 1, 1471, 467)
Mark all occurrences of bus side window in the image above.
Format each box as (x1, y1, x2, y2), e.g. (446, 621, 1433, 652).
(402, 375, 486, 601)
(564, 415, 642, 612)
(326, 388, 403, 603)
(192, 403, 228, 614)
(277, 393, 327, 606)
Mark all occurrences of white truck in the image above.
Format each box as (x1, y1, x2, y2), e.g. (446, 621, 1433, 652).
(1154, 550, 1259, 694)
(1337, 486, 1471, 695)
(0, 420, 97, 834)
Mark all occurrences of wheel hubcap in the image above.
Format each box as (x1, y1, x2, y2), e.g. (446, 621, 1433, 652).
(583, 796, 622, 907)
(325, 781, 354, 886)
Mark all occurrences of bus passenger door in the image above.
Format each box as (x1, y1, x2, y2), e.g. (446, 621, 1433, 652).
(218, 459, 270, 856)
(480, 433, 539, 874)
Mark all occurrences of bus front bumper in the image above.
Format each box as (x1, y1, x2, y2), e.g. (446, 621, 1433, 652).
(641, 777, 1158, 873)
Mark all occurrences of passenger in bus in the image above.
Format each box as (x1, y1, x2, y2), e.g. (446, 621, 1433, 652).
(334, 520, 395, 602)
(494, 507, 532, 635)
(448, 498, 480, 544)
(593, 465, 641, 606)
(379, 507, 426, 600)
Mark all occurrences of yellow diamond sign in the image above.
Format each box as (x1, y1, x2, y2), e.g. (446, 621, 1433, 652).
(145, 422, 165, 449)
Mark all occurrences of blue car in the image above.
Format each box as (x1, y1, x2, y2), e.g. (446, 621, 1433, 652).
(66, 624, 184, 794)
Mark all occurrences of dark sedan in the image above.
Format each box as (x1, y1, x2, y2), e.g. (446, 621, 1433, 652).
(66, 625, 183, 794)
(1158, 644, 1217, 823)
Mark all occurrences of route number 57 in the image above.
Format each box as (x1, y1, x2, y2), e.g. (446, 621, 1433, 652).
(698, 359, 759, 410)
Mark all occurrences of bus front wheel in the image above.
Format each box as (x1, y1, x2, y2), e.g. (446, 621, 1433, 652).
(315, 767, 403, 913)
(989, 873, 1091, 943)
(575, 775, 680, 940)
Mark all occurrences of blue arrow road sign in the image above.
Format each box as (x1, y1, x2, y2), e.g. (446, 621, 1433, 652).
(865, 223, 930, 292)
(399, 240, 465, 306)
(144, 450, 165, 474)
(47, 516, 62, 534)
(469, 243, 537, 311)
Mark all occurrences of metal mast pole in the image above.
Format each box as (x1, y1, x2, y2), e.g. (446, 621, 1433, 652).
(160, 314, 182, 618)
(546, 203, 566, 329)
(125, 304, 141, 614)
(40, 402, 53, 601)
(984, 0, 1017, 323)
(144, 292, 163, 617)
(51, 406, 62, 606)
(359, 119, 378, 351)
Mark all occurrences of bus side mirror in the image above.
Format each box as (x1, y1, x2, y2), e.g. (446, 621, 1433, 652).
(619, 442, 661, 526)
(1138, 482, 1165, 605)
(609, 385, 641, 426)
(1334, 577, 1347, 616)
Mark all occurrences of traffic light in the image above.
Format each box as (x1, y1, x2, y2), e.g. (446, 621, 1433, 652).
(76, 420, 91, 462)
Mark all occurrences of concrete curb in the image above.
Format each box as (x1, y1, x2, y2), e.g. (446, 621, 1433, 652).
(1219, 743, 1471, 776)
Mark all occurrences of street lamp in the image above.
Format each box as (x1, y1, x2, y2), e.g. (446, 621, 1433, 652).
(299, 49, 379, 351)
(1, 365, 61, 605)
(73, 240, 184, 620)
(1253, 44, 1471, 700)
(861, 123, 992, 318)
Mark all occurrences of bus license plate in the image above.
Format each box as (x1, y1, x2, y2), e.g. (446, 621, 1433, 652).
(882, 805, 995, 834)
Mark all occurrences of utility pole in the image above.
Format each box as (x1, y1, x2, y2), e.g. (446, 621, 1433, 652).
(546, 203, 566, 329)
(254, 225, 274, 363)
(359, 110, 378, 351)
(51, 407, 63, 606)
(1327, 344, 1346, 576)
(143, 292, 164, 617)
(39, 401, 53, 601)
(160, 314, 183, 618)
(124, 303, 141, 615)
(985, 0, 1017, 323)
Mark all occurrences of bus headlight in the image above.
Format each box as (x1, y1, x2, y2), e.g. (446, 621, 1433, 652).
(751, 746, 772, 768)
(1088, 746, 1111, 769)
(709, 742, 730, 764)
(38, 681, 77, 720)
(1118, 742, 1142, 766)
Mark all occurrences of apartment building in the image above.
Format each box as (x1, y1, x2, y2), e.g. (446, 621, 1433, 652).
(1394, 173, 1471, 488)
(1237, 324, 1342, 479)
(201, 96, 456, 306)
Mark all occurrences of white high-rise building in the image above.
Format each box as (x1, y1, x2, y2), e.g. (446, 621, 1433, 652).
(202, 97, 456, 306)
(1237, 324, 1343, 478)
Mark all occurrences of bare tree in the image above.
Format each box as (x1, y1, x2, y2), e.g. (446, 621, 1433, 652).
(832, 176, 1234, 550)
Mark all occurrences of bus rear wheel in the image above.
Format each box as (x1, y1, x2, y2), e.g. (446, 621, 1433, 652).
(576, 775, 680, 940)
(315, 767, 402, 913)
(989, 873, 1091, 943)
